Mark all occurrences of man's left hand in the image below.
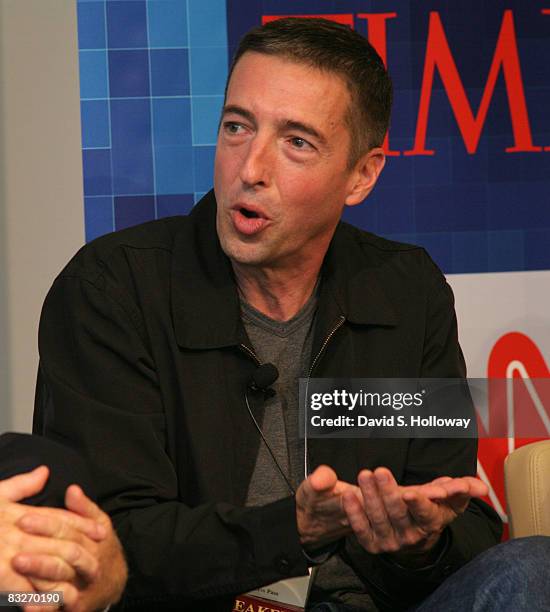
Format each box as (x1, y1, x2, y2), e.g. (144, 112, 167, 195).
(342, 467, 488, 565)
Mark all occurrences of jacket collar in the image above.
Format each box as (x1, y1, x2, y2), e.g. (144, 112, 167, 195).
(171, 191, 398, 349)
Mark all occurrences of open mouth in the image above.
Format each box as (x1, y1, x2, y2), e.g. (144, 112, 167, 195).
(231, 204, 269, 235)
(240, 207, 259, 219)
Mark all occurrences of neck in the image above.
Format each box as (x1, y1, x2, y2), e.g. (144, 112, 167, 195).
(232, 260, 321, 322)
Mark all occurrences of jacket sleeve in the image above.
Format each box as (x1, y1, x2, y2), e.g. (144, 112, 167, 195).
(341, 272, 502, 611)
(34, 273, 309, 608)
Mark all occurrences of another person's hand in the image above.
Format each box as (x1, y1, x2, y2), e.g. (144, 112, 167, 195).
(14, 484, 127, 612)
(295, 465, 362, 551)
(0, 467, 50, 596)
(0, 466, 98, 611)
(342, 467, 488, 565)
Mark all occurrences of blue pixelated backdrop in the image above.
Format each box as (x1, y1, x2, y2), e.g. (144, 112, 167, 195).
(77, 0, 550, 274)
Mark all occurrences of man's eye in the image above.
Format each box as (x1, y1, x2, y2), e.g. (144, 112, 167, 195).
(224, 122, 243, 135)
(290, 137, 312, 150)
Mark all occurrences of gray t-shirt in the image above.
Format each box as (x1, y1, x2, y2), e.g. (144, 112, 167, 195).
(241, 290, 375, 610)
(242, 292, 314, 503)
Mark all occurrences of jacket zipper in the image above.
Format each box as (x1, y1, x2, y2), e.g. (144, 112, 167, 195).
(240, 314, 346, 374)
(303, 315, 346, 478)
(307, 315, 346, 378)
(240, 343, 261, 366)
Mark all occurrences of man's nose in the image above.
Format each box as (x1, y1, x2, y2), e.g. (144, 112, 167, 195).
(239, 135, 272, 188)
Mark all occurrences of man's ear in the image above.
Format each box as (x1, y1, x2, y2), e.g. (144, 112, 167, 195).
(344, 147, 386, 207)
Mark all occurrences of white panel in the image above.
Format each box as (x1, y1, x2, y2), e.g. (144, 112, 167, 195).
(448, 271, 550, 378)
(0, 0, 85, 432)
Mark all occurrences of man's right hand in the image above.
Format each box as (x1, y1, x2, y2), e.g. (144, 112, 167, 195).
(295, 465, 361, 551)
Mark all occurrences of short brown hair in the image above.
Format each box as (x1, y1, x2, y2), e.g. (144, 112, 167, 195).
(226, 17, 393, 168)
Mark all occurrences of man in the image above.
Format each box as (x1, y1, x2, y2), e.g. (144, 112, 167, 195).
(26, 17, 548, 611)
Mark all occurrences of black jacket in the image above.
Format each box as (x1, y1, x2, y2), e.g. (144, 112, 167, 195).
(34, 191, 501, 610)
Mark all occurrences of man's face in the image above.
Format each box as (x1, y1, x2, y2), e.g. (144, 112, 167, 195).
(214, 52, 361, 271)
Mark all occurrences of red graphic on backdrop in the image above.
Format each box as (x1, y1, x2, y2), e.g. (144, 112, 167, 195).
(478, 332, 550, 538)
(405, 11, 540, 155)
(263, 10, 549, 155)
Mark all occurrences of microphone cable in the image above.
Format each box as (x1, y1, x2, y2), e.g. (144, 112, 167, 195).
(244, 363, 296, 496)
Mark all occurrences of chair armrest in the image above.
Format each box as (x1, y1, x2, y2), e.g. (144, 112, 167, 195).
(504, 440, 550, 537)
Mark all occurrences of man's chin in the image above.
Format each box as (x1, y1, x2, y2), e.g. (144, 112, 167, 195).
(219, 237, 268, 267)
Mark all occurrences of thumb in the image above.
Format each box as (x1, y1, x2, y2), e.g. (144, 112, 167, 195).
(65, 484, 105, 522)
(0, 466, 49, 502)
(308, 465, 338, 494)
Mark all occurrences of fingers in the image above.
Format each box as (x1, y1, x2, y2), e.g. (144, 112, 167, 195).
(0, 466, 49, 502)
(440, 476, 488, 498)
(407, 482, 448, 501)
(422, 476, 487, 499)
(353, 468, 417, 551)
(465, 477, 488, 498)
(404, 476, 488, 503)
(342, 488, 375, 550)
(402, 490, 441, 530)
(420, 476, 488, 514)
(12, 533, 99, 583)
(403, 475, 488, 527)
(24, 578, 80, 611)
(372, 469, 414, 540)
(65, 486, 110, 532)
(358, 470, 393, 541)
(12, 553, 76, 583)
(344, 469, 486, 556)
(345, 468, 453, 553)
(17, 511, 105, 545)
(431, 476, 453, 485)
(0, 560, 36, 592)
(344, 468, 412, 553)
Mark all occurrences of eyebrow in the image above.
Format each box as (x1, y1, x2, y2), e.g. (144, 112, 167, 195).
(221, 104, 328, 146)
(280, 119, 328, 146)
(222, 104, 256, 126)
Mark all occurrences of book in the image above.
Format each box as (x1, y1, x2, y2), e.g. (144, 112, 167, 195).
(234, 570, 315, 612)
(233, 593, 304, 612)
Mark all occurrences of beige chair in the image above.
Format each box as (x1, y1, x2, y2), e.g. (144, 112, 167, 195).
(504, 440, 550, 537)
